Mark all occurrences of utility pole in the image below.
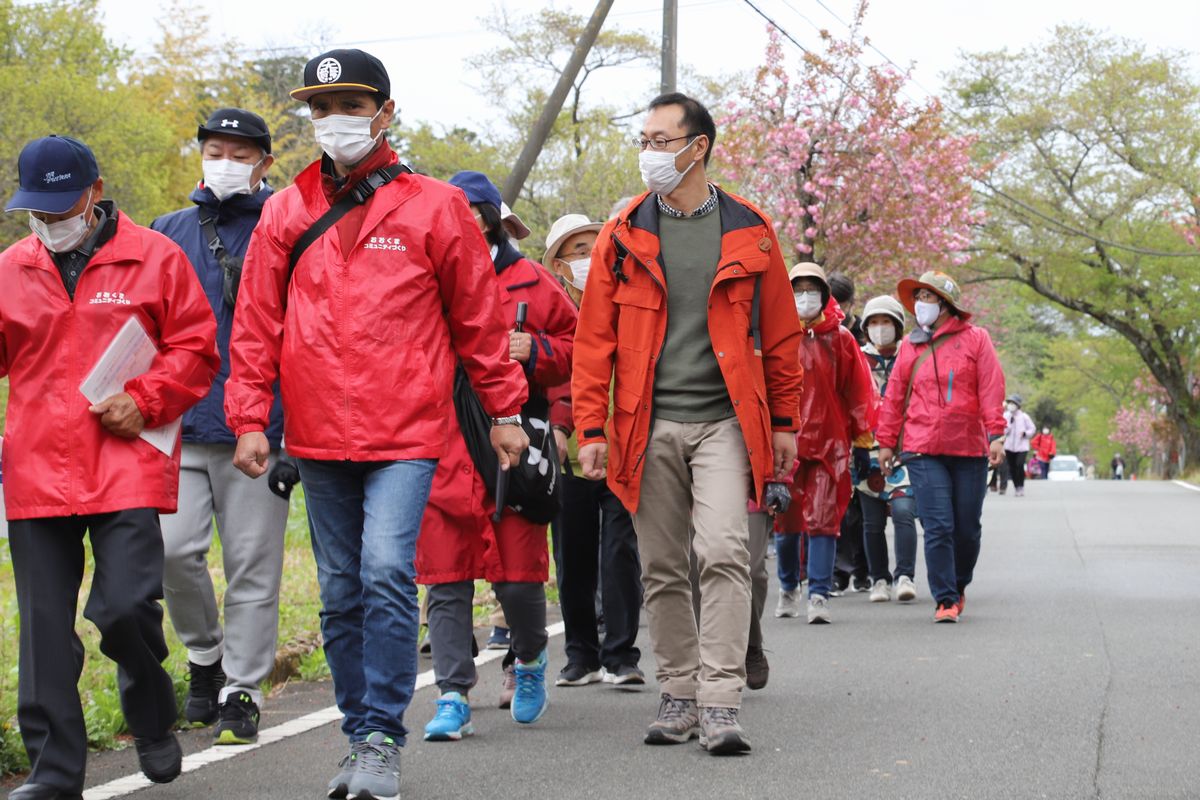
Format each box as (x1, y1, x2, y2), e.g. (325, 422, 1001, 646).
(501, 0, 615, 206)
(661, 0, 678, 95)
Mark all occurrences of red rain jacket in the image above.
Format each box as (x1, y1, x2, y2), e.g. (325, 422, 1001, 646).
(225, 149, 527, 460)
(778, 299, 879, 535)
(417, 246, 578, 584)
(1030, 431, 1057, 463)
(0, 212, 219, 519)
(875, 316, 1006, 457)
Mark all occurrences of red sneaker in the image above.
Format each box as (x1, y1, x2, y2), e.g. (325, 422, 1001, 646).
(955, 591, 966, 617)
(934, 600, 960, 623)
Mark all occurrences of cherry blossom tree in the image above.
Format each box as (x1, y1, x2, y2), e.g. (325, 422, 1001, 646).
(715, 3, 985, 296)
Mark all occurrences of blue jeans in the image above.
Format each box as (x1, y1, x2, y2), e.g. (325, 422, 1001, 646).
(297, 458, 437, 745)
(805, 536, 837, 599)
(860, 493, 917, 583)
(775, 533, 804, 591)
(904, 455, 987, 605)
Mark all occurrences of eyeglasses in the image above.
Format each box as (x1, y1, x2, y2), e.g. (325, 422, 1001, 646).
(914, 289, 942, 302)
(632, 134, 697, 151)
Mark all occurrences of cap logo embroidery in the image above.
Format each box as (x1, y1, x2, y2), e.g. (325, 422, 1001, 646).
(943, 279, 954, 292)
(44, 171, 72, 184)
(220, 119, 239, 128)
(316, 57, 342, 84)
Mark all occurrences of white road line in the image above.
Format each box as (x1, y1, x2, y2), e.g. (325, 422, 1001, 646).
(82, 621, 567, 800)
(1173, 480, 1200, 493)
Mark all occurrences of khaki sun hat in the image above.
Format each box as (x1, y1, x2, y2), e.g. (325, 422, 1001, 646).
(862, 295, 906, 331)
(787, 261, 830, 307)
(500, 202, 531, 241)
(896, 270, 972, 321)
(543, 214, 604, 267)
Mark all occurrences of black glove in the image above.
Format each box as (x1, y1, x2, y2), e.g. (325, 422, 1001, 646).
(268, 456, 301, 500)
(764, 482, 791, 515)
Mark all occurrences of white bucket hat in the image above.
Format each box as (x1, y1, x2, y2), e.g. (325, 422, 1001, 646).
(500, 202, 531, 240)
(543, 214, 604, 267)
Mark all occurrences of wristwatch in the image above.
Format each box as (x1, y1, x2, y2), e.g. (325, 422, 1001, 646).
(491, 414, 523, 427)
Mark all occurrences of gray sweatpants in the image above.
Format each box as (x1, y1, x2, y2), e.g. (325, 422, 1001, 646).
(427, 581, 547, 695)
(160, 443, 289, 705)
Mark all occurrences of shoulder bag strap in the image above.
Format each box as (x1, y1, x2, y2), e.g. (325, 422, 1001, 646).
(894, 329, 962, 454)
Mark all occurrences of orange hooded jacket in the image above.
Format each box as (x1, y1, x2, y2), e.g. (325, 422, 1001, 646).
(571, 189, 804, 513)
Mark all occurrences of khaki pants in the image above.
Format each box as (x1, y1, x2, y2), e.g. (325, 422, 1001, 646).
(633, 416, 752, 708)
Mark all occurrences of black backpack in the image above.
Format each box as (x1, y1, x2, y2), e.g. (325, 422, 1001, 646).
(452, 365, 561, 524)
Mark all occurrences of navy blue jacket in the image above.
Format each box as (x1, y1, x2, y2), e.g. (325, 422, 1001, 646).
(152, 183, 284, 447)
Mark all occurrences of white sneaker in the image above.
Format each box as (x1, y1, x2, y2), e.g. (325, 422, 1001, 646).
(895, 575, 917, 603)
(775, 588, 803, 618)
(869, 579, 890, 603)
(807, 595, 831, 624)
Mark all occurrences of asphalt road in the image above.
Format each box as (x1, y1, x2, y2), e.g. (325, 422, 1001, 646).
(5, 479, 1198, 799)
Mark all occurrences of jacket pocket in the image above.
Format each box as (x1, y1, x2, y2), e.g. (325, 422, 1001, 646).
(613, 282, 661, 345)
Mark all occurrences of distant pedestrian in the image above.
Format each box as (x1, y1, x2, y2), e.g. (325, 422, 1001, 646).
(417, 172, 577, 741)
(775, 263, 878, 625)
(151, 107, 290, 746)
(1002, 394, 1036, 496)
(2, 134, 220, 796)
(876, 271, 1006, 623)
(1031, 426, 1057, 478)
(856, 295, 919, 604)
(1111, 453, 1125, 480)
(542, 213, 645, 691)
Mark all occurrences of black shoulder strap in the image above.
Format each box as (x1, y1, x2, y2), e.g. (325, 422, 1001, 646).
(287, 163, 410, 283)
(198, 212, 224, 261)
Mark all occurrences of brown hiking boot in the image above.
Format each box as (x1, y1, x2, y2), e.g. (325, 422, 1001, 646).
(644, 693, 700, 745)
(745, 645, 769, 690)
(699, 706, 751, 755)
(498, 663, 516, 709)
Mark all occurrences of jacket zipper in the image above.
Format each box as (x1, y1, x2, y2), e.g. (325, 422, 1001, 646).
(614, 229, 666, 477)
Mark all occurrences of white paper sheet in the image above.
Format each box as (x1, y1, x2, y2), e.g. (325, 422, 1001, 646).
(79, 315, 181, 456)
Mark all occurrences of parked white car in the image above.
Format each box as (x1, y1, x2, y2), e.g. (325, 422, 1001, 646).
(1048, 455, 1086, 481)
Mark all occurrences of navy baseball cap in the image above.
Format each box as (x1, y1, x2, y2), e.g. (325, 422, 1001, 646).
(6, 135, 100, 214)
(449, 171, 502, 211)
(291, 49, 390, 103)
(198, 108, 272, 154)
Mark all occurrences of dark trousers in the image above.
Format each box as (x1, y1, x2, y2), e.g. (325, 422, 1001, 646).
(1005, 451, 1028, 490)
(556, 470, 642, 671)
(8, 509, 177, 793)
(834, 491, 868, 585)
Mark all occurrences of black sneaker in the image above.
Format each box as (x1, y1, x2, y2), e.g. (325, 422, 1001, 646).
(555, 663, 602, 686)
(134, 732, 182, 783)
(745, 645, 769, 690)
(214, 692, 260, 745)
(184, 660, 226, 726)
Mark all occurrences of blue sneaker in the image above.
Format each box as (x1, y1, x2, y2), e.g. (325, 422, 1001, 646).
(423, 692, 474, 741)
(511, 650, 549, 724)
(486, 626, 511, 650)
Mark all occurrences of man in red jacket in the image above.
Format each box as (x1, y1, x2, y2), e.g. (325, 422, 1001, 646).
(1, 135, 220, 799)
(224, 50, 528, 800)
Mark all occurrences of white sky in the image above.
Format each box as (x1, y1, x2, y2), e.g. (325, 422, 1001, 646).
(96, 0, 1199, 132)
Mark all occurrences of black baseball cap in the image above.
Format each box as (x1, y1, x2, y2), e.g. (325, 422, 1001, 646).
(5, 135, 100, 214)
(291, 49, 390, 103)
(198, 108, 272, 154)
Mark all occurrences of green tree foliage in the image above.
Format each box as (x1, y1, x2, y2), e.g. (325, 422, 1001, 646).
(0, 0, 309, 248)
(949, 25, 1200, 469)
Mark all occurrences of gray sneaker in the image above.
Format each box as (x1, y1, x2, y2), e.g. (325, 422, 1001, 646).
(699, 706, 752, 755)
(775, 588, 803, 618)
(644, 693, 700, 744)
(345, 732, 400, 800)
(327, 741, 370, 799)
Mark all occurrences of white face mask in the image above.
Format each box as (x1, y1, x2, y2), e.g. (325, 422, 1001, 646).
(794, 290, 823, 320)
(867, 324, 896, 348)
(564, 257, 590, 291)
(202, 158, 261, 201)
(1042, 428, 1050, 435)
(1006, 402, 1018, 413)
(639, 137, 698, 195)
(312, 107, 384, 166)
(29, 193, 94, 253)
(914, 300, 942, 328)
